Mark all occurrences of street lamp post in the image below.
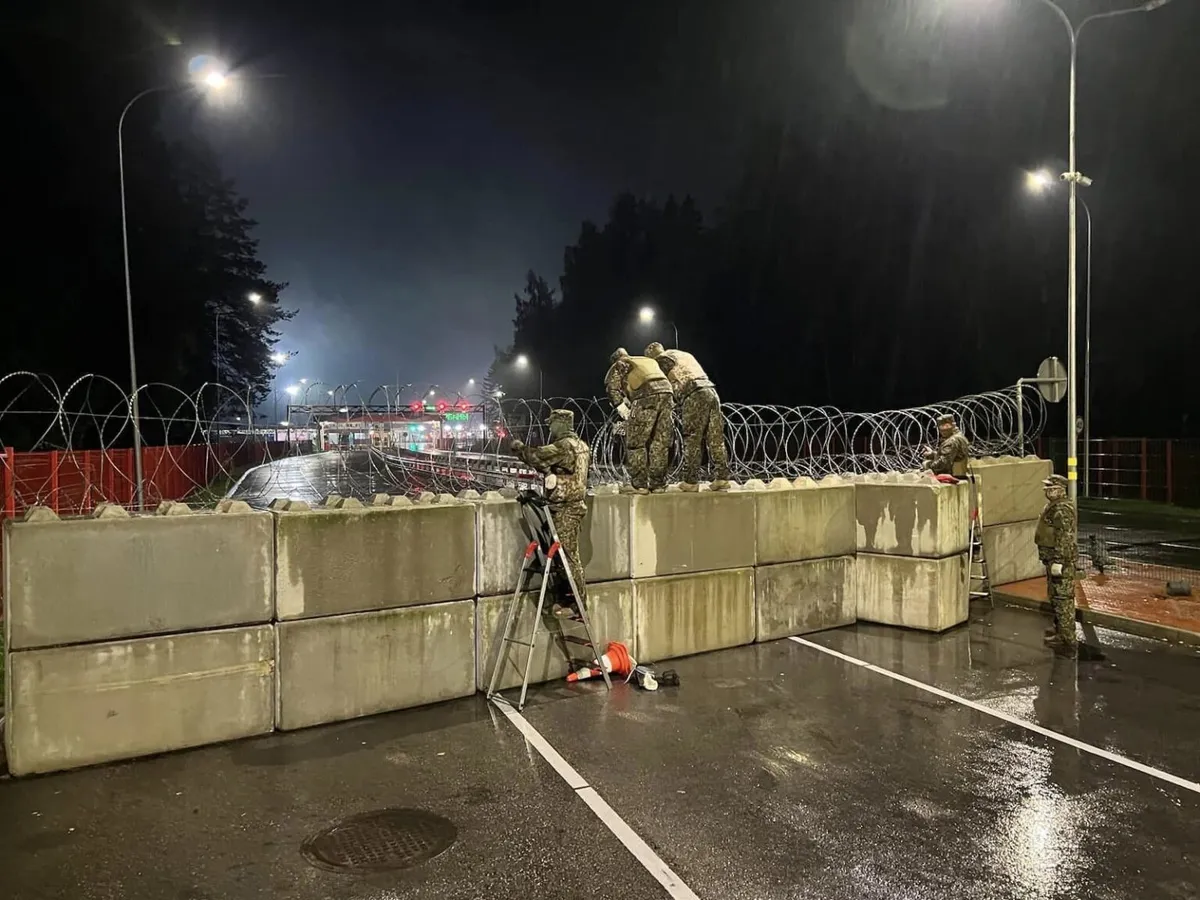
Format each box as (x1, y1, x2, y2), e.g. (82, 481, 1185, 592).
(1022, 0, 1176, 504)
(118, 63, 229, 510)
(637, 306, 678, 348)
(514, 354, 542, 403)
(1025, 170, 1093, 496)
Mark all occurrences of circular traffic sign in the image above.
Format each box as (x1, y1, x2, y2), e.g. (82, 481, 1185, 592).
(1037, 356, 1067, 403)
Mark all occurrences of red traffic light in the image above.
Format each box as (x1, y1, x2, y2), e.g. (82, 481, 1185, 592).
(436, 399, 449, 413)
(409, 401, 423, 413)
(456, 398, 471, 411)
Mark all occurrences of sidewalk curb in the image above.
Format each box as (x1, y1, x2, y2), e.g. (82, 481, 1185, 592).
(994, 590, 1200, 648)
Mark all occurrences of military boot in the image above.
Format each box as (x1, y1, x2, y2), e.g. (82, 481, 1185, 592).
(678, 482, 700, 492)
(710, 479, 732, 492)
(619, 483, 641, 495)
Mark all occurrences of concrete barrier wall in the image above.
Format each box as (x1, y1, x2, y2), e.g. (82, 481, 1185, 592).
(855, 478, 970, 558)
(2, 459, 1053, 774)
(5, 625, 275, 776)
(4, 505, 273, 650)
(275, 600, 475, 730)
(477, 580, 635, 691)
(983, 520, 1044, 585)
(275, 501, 476, 620)
(970, 456, 1052, 526)
(630, 492, 756, 578)
(474, 493, 630, 597)
(755, 556, 856, 642)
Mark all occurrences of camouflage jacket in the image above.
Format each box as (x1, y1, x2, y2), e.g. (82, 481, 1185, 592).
(604, 356, 672, 406)
(654, 350, 714, 396)
(925, 430, 971, 477)
(1034, 497, 1077, 566)
(514, 433, 589, 506)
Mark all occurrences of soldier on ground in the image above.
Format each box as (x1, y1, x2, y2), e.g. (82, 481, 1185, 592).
(1034, 473, 1078, 657)
(644, 341, 730, 491)
(510, 409, 590, 616)
(924, 413, 971, 477)
(604, 347, 674, 493)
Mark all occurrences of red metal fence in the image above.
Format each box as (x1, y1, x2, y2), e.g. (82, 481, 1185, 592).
(1048, 438, 1200, 507)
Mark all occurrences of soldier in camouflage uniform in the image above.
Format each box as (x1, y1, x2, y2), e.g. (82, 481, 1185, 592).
(604, 348, 674, 493)
(511, 409, 590, 615)
(1034, 473, 1078, 656)
(644, 341, 730, 491)
(924, 413, 971, 477)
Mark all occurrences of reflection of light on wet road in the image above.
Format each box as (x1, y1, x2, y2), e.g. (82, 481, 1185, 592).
(998, 784, 1086, 897)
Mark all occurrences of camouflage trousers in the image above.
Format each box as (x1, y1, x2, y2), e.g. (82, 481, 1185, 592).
(680, 386, 729, 484)
(1045, 564, 1077, 645)
(550, 501, 588, 607)
(625, 393, 674, 491)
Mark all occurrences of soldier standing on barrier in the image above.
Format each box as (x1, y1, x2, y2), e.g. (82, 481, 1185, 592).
(644, 341, 731, 492)
(1035, 473, 1078, 657)
(604, 347, 674, 493)
(510, 409, 590, 617)
(923, 413, 971, 478)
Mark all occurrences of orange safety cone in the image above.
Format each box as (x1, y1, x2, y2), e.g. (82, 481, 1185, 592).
(565, 641, 635, 683)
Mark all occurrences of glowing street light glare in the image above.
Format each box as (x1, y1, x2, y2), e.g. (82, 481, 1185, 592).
(428, 389, 436, 396)
(327, 390, 335, 396)
(203, 71, 228, 89)
(467, 378, 476, 385)
(285, 385, 300, 397)
(279, 420, 289, 426)
(515, 354, 530, 368)
(270, 352, 288, 365)
(638, 306, 655, 324)
(247, 291, 262, 303)
(299, 378, 308, 384)
(1025, 169, 1054, 195)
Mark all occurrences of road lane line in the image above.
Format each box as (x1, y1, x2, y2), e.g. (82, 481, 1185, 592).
(491, 697, 701, 900)
(788, 636, 1200, 796)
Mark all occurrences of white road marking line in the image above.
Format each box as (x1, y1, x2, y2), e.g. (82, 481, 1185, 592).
(491, 698, 701, 900)
(788, 636, 1200, 796)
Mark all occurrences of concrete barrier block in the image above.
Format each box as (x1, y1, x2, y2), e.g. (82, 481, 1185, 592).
(755, 556, 856, 641)
(634, 567, 755, 660)
(275, 505, 476, 620)
(755, 483, 855, 565)
(4, 512, 274, 650)
(475, 495, 630, 597)
(970, 456, 1053, 526)
(5, 625, 274, 776)
(476, 580, 635, 691)
(855, 481, 969, 559)
(275, 600, 475, 730)
(856, 552, 968, 632)
(983, 519, 1044, 585)
(630, 493, 756, 578)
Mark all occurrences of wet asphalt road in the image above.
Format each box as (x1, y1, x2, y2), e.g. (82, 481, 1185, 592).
(2, 603, 1197, 899)
(1079, 505, 1200, 573)
(230, 451, 432, 508)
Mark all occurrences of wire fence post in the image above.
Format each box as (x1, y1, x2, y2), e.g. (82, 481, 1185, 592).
(1166, 439, 1174, 506)
(3, 446, 15, 519)
(1140, 438, 1149, 501)
(49, 449, 60, 513)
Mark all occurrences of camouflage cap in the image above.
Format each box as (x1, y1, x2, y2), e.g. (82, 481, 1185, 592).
(610, 347, 629, 364)
(936, 414, 956, 426)
(644, 341, 665, 358)
(548, 409, 574, 428)
(1043, 474, 1068, 488)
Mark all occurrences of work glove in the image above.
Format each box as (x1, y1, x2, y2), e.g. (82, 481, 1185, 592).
(510, 439, 525, 453)
(616, 402, 630, 420)
(1050, 563, 1063, 577)
(544, 474, 558, 491)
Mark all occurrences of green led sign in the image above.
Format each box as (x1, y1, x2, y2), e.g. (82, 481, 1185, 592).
(444, 412, 469, 421)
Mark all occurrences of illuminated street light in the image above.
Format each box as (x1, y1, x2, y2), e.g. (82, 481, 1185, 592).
(511, 355, 542, 402)
(270, 351, 289, 365)
(635, 306, 678, 347)
(285, 385, 300, 397)
(119, 55, 232, 510)
(468, 378, 476, 385)
(996, 0, 1176, 504)
(515, 354, 529, 368)
(299, 378, 308, 385)
(1025, 165, 1095, 497)
(247, 291, 262, 303)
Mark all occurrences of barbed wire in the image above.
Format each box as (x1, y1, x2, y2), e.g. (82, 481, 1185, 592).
(0, 372, 1048, 513)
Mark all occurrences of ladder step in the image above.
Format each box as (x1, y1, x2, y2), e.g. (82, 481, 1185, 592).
(562, 635, 593, 646)
(970, 591, 991, 599)
(503, 638, 535, 648)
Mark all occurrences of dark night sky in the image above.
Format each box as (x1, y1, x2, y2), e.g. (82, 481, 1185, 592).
(139, 0, 1199, 400)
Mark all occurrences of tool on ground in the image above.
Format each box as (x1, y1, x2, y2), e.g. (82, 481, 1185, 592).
(965, 471, 993, 607)
(486, 491, 612, 710)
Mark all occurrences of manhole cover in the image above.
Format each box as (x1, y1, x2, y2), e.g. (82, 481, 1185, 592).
(300, 808, 457, 873)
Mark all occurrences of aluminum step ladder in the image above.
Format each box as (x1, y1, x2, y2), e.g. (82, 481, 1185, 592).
(966, 473, 993, 606)
(485, 491, 611, 710)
